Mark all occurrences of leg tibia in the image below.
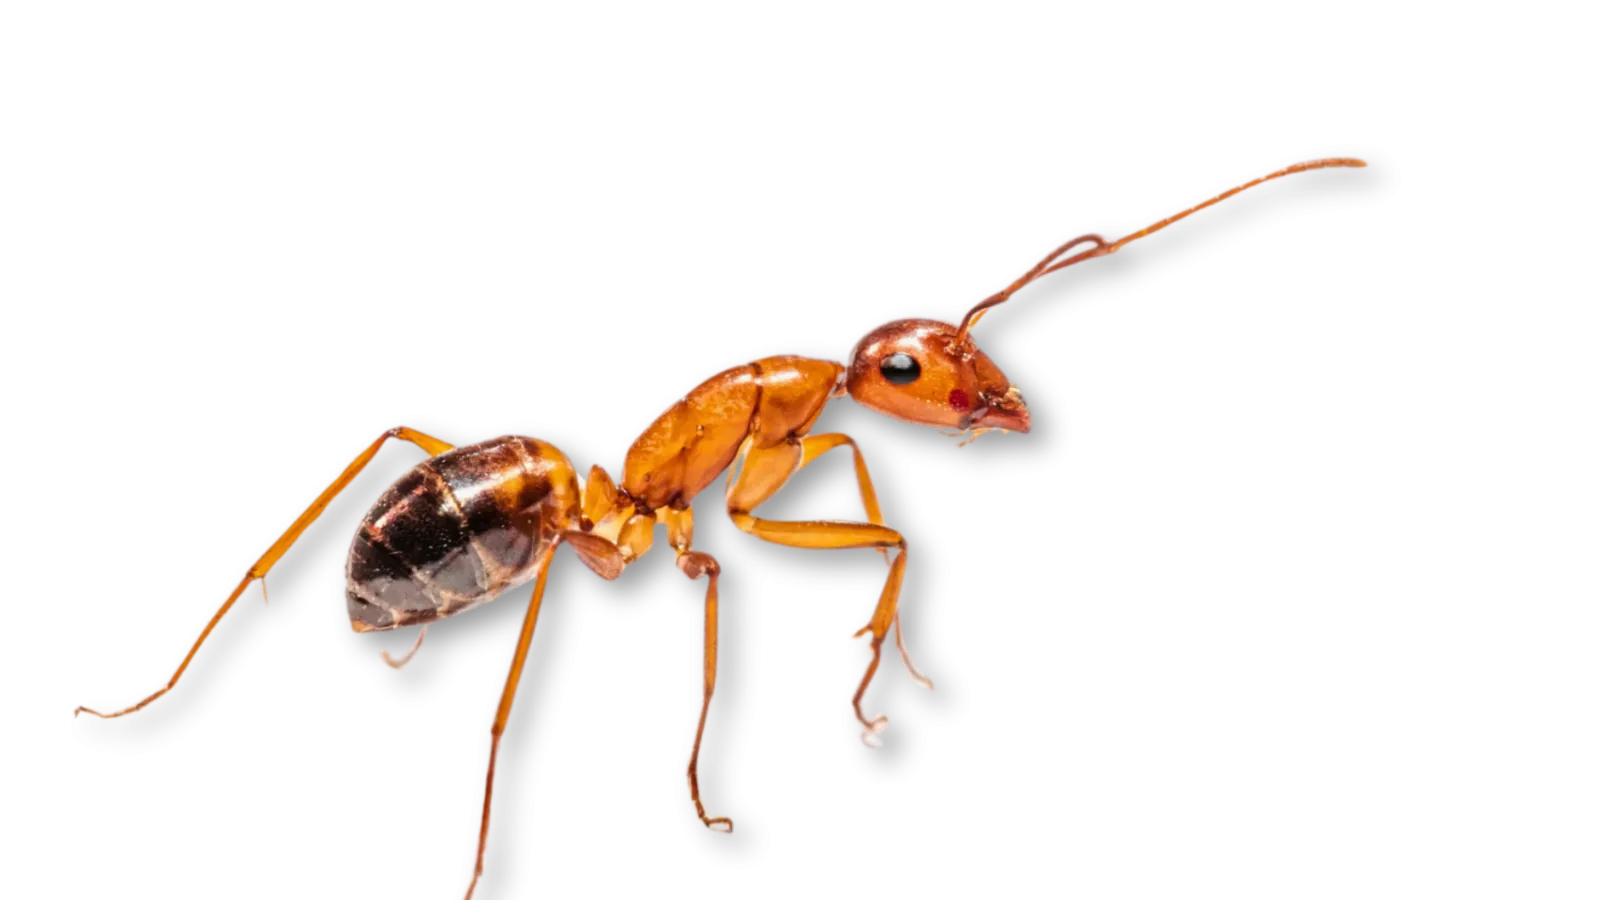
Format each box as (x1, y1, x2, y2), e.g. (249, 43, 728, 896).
(679, 548, 732, 832)
(465, 540, 557, 900)
(653, 507, 734, 830)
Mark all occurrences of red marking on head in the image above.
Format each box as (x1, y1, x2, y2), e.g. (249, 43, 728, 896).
(948, 388, 971, 412)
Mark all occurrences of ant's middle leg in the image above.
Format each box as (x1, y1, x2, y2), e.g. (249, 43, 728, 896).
(725, 439, 911, 746)
(661, 508, 733, 832)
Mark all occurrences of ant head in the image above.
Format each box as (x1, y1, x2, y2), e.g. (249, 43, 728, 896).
(844, 159, 1368, 441)
(838, 156, 1376, 445)
(845, 319, 1030, 435)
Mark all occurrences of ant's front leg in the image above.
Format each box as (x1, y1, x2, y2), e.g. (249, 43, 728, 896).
(724, 437, 921, 746)
(797, 434, 932, 689)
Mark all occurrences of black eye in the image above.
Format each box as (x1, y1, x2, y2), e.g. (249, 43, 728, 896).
(879, 353, 921, 385)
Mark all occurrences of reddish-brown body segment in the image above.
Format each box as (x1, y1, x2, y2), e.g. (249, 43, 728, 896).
(72, 158, 1366, 900)
(621, 356, 843, 512)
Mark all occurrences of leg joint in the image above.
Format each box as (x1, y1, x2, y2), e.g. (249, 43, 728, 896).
(677, 550, 720, 580)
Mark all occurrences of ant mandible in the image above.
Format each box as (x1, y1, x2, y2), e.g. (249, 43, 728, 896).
(77, 157, 1366, 899)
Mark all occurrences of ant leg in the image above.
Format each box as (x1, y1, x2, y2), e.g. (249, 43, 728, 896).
(460, 528, 627, 890)
(799, 433, 885, 530)
(460, 538, 560, 896)
(726, 441, 909, 746)
(799, 434, 932, 689)
(381, 626, 427, 669)
(659, 508, 732, 831)
(76, 426, 454, 719)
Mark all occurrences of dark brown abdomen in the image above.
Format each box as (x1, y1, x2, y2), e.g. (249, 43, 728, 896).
(345, 436, 581, 632)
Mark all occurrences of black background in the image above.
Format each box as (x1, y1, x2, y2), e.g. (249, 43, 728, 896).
(53, 91, 1401, 890)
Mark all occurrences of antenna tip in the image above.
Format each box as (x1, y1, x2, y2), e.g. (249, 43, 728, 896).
(1299, 155, 1376, 170)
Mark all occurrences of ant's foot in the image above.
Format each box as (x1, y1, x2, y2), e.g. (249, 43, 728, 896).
(857, 707, 896, 743)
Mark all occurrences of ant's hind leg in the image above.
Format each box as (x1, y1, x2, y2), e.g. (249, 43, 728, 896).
(662, 508, 732, 831)
(464, 540, 559, 900)
(75, 426, 454, 719)
(460, 528, 626, 899)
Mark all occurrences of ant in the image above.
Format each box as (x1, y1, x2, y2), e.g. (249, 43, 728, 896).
(77, 157, 1366, 899)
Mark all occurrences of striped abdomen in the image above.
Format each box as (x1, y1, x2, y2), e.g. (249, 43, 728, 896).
(345, 436, 581, 632)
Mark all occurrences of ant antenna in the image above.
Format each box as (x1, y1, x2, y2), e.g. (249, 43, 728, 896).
(953, 156, 1369, 341)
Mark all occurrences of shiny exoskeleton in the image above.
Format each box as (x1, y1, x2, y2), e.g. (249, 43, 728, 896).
(346, 437, 581, 633)
(76, 158, 1366, 900)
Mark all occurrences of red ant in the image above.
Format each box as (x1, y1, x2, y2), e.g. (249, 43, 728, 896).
(77, 157, 1366, 899)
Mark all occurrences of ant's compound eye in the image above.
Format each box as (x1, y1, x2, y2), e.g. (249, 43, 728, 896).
(879, 353, 921, 385)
